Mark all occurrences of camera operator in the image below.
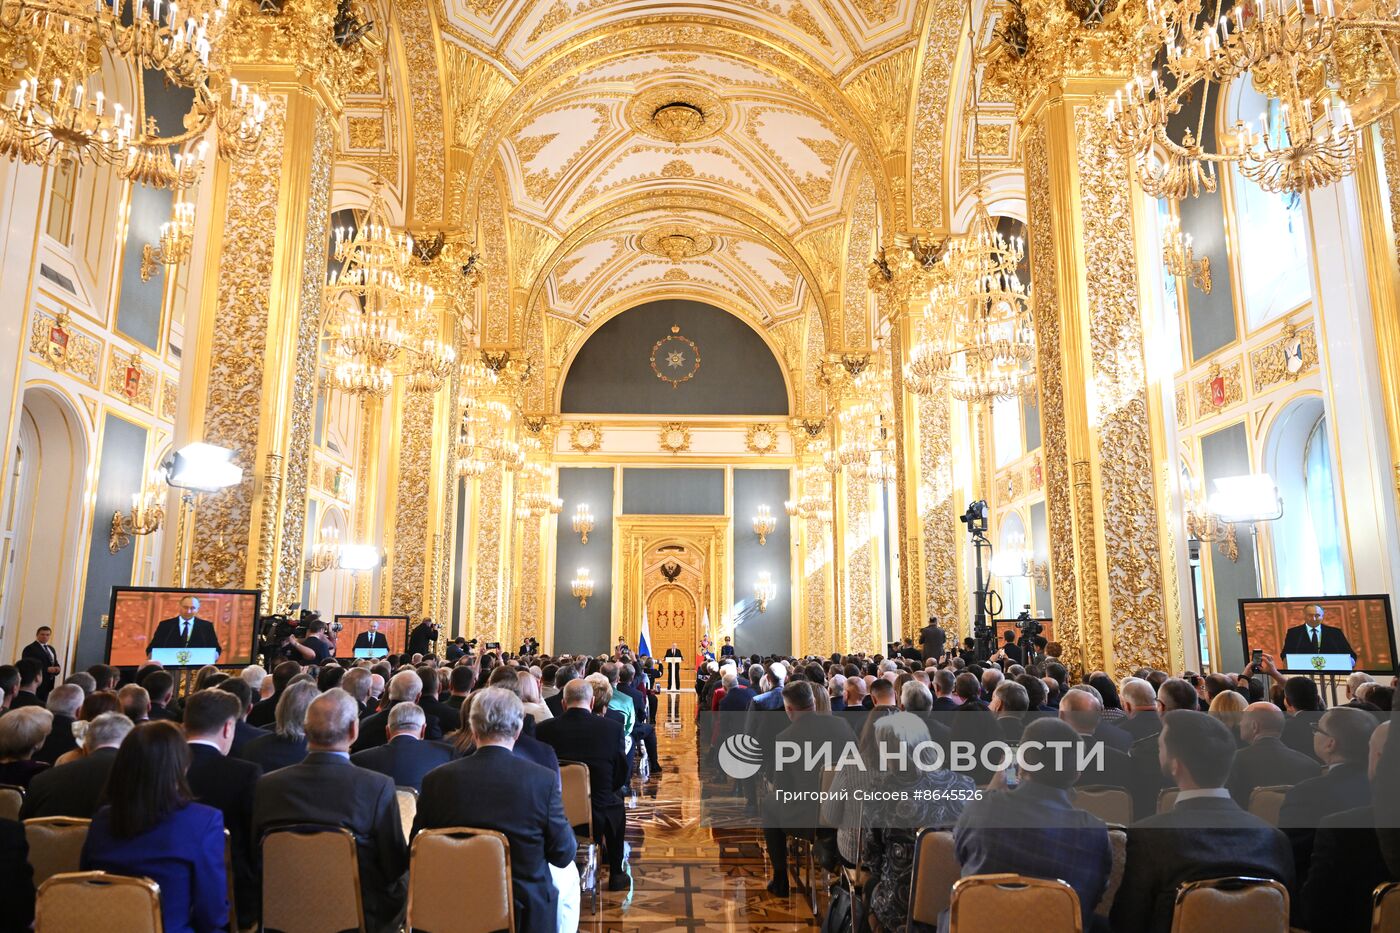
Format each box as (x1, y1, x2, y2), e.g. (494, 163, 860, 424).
(518, 636, 539, 657)
(284, 616, 335, 664)
(407, 618, 439, 658)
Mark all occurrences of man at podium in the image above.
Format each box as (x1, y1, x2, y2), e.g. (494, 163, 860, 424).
(147, 596, 222, 659)
(353, 620, 391, 653)
(1281, 604, 1357, 664)
(663, 643, 683, 690)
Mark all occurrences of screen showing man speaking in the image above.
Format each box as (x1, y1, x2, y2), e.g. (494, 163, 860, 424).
(107, 587, 260, 668)
(335, 615, 407, 657)
(1240, 595, 1397, 674)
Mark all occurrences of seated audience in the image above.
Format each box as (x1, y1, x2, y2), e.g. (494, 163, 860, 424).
(353, 669, 443, 751)
(10, 659, 42, 709)
(20, 712, 133, 818)
(414, 687, 577, 933)
(351, 702, 453, 791)
(80, 721, 229, 933)
(143, 671, 178, 721)
(0, 707, 52, 788)
(1226, 701, 1321, 806)
(253, 688, 408, 933)
(214, 677, 268, 757)
(238, 680, 316, 772)
(1113, 710, 1294, 933)
(1278, 705, 1376, 884)
(35, 684, 83, 764)
(247, 661, 300, 728)
(415, 667, 458, 736)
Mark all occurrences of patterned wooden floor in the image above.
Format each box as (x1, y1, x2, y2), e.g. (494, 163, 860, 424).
(582, 692, 823, 932)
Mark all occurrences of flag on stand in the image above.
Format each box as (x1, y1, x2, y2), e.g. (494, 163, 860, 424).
(637, 606, 652, 658)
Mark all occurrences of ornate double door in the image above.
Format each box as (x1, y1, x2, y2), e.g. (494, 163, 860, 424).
(646, 584, 696, 660)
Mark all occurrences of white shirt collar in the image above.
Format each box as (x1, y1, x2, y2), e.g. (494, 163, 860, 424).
(1175, 787, 1232, 803)
(188, 739, 224, 752)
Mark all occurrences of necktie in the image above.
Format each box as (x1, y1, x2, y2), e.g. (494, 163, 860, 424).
(181, 622, 190, 644)
(1311, 627, 1321, 652)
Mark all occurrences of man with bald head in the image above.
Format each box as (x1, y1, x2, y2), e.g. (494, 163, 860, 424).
(254, 688, 408, 932)
(1226, 701, 1322, 806)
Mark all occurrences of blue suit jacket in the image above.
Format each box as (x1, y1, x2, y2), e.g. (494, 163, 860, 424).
(81, 802, 228, 933)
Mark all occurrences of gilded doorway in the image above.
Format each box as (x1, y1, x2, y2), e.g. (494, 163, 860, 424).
(614, 516, 731, 654)
(647, 582, 696, 659)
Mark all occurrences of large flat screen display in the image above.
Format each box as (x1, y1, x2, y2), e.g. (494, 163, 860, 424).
(106, 587, 260, 668)
(335, 615, 408, 657)
(1239, 595, 1397, 674)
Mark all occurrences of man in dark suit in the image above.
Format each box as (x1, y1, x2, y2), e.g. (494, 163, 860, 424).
(214, 678, 268, 757)
(406, 619, 438, 657)
(1226, 702, 1321, 806)
(952, 718, 1114, 932)
(34, 684, 82, 764)
(352, 619, 392, 653)
(253, 689, 408, 933)
(444, 665, 475, 715)
(246, 661, 298, 728)
(351, 703, 454, 791)
(536, 679, 630, 890)
(147, 595, 222, 658)
(20, 626, 61, 700)
(760, 681, 856, 897)
(719, 637, 736, 659)
(919, 616, 946, 663)
(1119, 677, 1163, 742)
(353, 670, 443, 751)
(997, 630, 1023, 665)
(415, 687, 576, 933)
(1127, 677, 1199, 819)
(930, 669, 959, 712)
(415, 668, 458, 737)
(0, 817, 34, 931)
(1278, 705, 1375, 885)
(1113, 711, 1295, 933)
(1058, 688, 1135, 791)
(19, 712, 133, 819)
(184, 688, 262, 930)
(1281, 603, 1357, 663)
(9, 659, 43, 709)
(141, 670, 179, 721)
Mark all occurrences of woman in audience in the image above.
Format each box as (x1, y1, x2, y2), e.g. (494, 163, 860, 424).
(237, 680, 317, 772)
(1089, 673, 1126, 723)
(0, 707, 53, 788)
(191, 665, 222, 693)
(54, 690, 121, 765)
(81, 721, 228, 933)
(518, 669, 553, 723)
(1209, 689, 1249, 741)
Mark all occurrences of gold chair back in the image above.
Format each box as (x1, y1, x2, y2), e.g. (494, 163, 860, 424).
(1246, 786, 1292, 826)
(0, 784, 23, 821)
(1169, 876, 1289, 933)
(35, 871, 162, 933)
(908, 828, 959, 926)
(1374, 881, 1400, 933)
(1097, 828, 1128, 919)
(24, 817, 90, 887)
(261, 825, 364, 933)
(949, 873, 1082, 933)
(1072, 786, 1133, 826)
(559, 762, 593, 837)
(407, 828, 514, 933)
(1158, 788, 1180, 814)
(395, 787, 418, 843)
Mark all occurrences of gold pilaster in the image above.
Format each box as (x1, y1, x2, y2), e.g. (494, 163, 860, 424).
(1358, 120, 1400, 514)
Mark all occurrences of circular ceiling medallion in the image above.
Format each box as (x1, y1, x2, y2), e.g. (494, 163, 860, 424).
(626, 83, 729, 143)
(638, 224, 715, 263)
(650, 325, 701, 388)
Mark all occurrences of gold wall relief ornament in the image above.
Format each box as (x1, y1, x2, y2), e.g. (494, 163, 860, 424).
(105, 348, 155, 411)
(1250, 322, 1319, 391)
(1175, 385, 1190, 427)
(651, 327, 701, 388)
(745, 423, 779, 455)
(638, 225, 715, 263)
(626, 84, 730, 144)
(1195, 359, 1245, 418)
(389, 395, 436, 619)
(568, 421, 602, 453)
(658, 422, 692, 453)
(44, 310, 70, 369)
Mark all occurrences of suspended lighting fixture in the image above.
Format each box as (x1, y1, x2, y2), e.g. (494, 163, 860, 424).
(1105, 0, 1400, 196)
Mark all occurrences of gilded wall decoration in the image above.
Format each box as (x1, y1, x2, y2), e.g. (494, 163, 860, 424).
(625, 83, 730, 143)
(189, 95, 287, 592)
(472, 466, 507, 642)
(804, 512, 831, 655)
(803, 306, 827, 417)
(1195, 359, 1245, 418)
(1174, 384, 1189, 427)
(517, 516, 543, 641)
(480, 175, 511, 345)
(744, 423, 779, 455)
(638, 225, 715, 262)
(844, 49, 915, 159)
(160, 377, 178, 423)
(512, 221, 560, 291)
(1381, 119, 1400, 269)
(844, 474, 878, 655)
(104, 347, 157, 412)
(28, 309, 99, 385)
(918, 387, 960, 624)
(442, 45, 512, 173)
(1023, 121, 1084, 668)
(275, 112, 336, 607)
(1250, 322, 1318, 391)
(395, 0, 447, 225)
(569, 421, 602, 452)
(346, 116, 385, 150)
(255, 453, 284, 601)
(659, 422, 692, 453)
(1000, 467, 1024, 500)
(390, 395, 436, 620)
(842, 172, 878, 350)
(910, 0, 961, 231)
(650, 327, 702, 387)
(1075, 103, 1171, 673)
(888, 330, 918, 637)
(972, 122, 1013, 156)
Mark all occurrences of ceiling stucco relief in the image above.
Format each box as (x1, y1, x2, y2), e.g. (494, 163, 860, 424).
(909, 0, 965, 232)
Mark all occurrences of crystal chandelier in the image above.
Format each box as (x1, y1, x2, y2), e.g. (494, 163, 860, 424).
(454, 357, 498, 478)
(837, 402, 874, 479)
(0, 0, 268, 184)
(1105, 0, 1400, 197)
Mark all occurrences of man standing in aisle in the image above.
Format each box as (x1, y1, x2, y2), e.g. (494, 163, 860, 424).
(20, 626, 61, 701)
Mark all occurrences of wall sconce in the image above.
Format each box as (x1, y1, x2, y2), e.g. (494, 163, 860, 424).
(140, 198, 196, 282)
(784, 499, 800, 517)
(1027, 559, 1049, 592)
(1162, 214, 1212, 294)
(753, 504, 776, 545)
(337, 544, 384, 572)
(572, 503, 594, 544)
(307, 526, 341, 574)
(754, 571, 777, 612)
(571, 568, 593, 608)
(1183, 477, 1239, 562)
(109, 482, 165, 554)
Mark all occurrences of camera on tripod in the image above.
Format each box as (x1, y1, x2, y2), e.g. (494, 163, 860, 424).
(959, 500, 989, 534)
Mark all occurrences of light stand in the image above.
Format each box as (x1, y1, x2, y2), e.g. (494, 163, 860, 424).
(961, 500, 999, 661)
(163, 443, 244, 587)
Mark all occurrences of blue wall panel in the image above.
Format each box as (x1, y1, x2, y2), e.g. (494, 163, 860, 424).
(554, 468, 615, 654)
(732, 469, 791, 656)
(622, 468, 724, 515)
(1201, 422, 1257, 671)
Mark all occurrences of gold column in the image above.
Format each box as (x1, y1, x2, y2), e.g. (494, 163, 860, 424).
(1017, 71, 1180, 674)
(383, 379, 437, 619)
(1357, 119, 1400, 513)
(184, 60, 339, 607)
(825, 359, 883, 656)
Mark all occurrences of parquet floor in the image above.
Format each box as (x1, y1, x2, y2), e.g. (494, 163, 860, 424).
(582, 692, 823, 932)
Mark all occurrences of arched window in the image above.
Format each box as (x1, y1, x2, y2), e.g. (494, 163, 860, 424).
(1267, 398, 1346, 596)
(1225, 78, 1313, 328)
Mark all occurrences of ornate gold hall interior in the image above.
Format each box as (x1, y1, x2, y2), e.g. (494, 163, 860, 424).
(3, 0, 1400, 678)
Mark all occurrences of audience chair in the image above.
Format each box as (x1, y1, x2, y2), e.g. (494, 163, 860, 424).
(23, 817, 91, 887)
(1372, 881, 1400, 933)
(1072, 786, 1132, 826)
(406, 828, 514, 933)
(395, 786, 418, 844)
(1246, 785, 1292, 826)
(1157, 788, 1180, 814)
(1096, 827, 1128, 920)
(223, 830, 237, 933)
(0, 783, 23, 821)
(948, 873, 1082, 932)
(559, 762, 598, 912)
(1169, 876, 1289, 933)
(34, 871, 162, 933)
(907, 828, 958, 928)
(260, 824, 364, 933)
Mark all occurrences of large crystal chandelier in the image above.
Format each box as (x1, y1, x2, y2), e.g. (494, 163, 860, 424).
(454, 358, 497, 478)
(1105, 0, 1400, 196)
(324, 186, 449, 397)
(0, 0, 268, 185)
